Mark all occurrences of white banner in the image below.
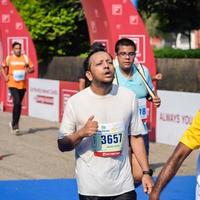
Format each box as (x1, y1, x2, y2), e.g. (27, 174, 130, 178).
(29, 78, 59, 121)
(156, 90, 200, 145)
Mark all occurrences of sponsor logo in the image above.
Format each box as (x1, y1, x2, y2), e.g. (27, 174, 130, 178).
(1, 0, 8, 5)
(2, 14, 10, 23)
(112, 4, 122, 15)
(35, 95, 54, 105)
(91, 21, 97, 33)
(116, 24, 121, 29)
(129, 15, 138, 25)
(94, 9, 99, 18)
(104, 20, 108, 27)
(15, 22, 23, 30)
(119, 34, 146, 63)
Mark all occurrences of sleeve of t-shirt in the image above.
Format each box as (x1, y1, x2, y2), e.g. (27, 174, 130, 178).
(180, 110, 200, 150)
(58, 100, 76, 139)
(129, 95, 145, 136)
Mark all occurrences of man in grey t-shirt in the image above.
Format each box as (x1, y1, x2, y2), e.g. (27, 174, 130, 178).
(58, 50, 154, 200)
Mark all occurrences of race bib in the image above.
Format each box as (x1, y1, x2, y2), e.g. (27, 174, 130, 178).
(138, 98, 147, 120)
(13, 70, 25, 81)
(92, 122, 125, 157)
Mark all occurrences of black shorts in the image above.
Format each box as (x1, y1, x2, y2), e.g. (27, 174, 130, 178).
(79, 190, 137, 200)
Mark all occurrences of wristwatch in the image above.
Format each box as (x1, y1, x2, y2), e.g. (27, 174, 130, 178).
(143, 169, 153, 176)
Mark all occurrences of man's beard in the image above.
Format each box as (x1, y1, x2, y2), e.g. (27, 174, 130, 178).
(92, 76, 114, 88)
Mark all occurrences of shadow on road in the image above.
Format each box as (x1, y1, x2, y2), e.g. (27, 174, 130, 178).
(17, 127, 58, 136)
(0, 153, 14, 160)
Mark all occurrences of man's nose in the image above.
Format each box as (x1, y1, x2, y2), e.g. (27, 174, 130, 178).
(103, 61, 109, 68)
(125, 54, 131, 59)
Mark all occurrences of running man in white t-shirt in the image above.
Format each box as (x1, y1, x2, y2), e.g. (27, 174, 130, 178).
(58, 50, 154, 200)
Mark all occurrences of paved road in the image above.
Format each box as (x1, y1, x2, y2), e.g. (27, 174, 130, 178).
(0, 112, 198, 180)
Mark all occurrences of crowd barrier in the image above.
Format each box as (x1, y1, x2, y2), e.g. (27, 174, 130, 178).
(1, 78, 199, 145)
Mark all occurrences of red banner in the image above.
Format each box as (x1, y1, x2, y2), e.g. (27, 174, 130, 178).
(59, 81, 79, 122)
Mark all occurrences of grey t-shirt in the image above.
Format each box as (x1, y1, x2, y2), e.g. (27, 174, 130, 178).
(59, 84, 145, 196)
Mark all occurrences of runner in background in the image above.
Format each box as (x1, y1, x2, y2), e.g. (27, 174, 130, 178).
(1, 42, 34, 134)
(114, 38, 161, 184)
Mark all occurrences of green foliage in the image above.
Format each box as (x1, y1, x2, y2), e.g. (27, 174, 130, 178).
(154, 47, 200, 58)
(11, 0, 90, 66)
(138, 0, 200, 43)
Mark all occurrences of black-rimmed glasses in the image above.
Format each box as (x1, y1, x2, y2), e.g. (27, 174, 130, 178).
(118, 52, 136, 57)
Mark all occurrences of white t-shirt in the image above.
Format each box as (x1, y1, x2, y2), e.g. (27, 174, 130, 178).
(59, 84, 145, 196)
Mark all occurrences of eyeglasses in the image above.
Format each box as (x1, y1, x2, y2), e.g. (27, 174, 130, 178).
(118, 52, 136, 57)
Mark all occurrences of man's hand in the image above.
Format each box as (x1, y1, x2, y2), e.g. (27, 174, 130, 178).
(142, 174, 154, 194)
(80, 115, 98, 138)
(25, 67, 34, 74)
(152, 96, 161, 108)
(152, 73, 163, 81)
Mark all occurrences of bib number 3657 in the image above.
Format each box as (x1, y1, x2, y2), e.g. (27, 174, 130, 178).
(92, 121, 125, 157)
(101, 133, 122, 144)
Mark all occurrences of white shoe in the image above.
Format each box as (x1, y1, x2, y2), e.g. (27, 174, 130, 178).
(14, 129, 20, 135)
(9, 122, 20, 135)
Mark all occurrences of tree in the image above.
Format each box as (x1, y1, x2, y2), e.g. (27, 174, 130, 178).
(11, 0, 89, 69)
(138, 0, 200, 48)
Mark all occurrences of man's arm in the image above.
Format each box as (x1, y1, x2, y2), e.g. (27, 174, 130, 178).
(131, 135, 154, 194)
(25, 61, 34, 74)
(25, 66, 34, 73)
(152, 73, 163, 81)
(58, 128, 86, 151)
(58, 115, 98, 152)
(149, 142, 192, 200)
(24, 55, 34, 74)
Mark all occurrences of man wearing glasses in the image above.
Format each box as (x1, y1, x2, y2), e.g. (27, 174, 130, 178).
(114, 38, 161, 184)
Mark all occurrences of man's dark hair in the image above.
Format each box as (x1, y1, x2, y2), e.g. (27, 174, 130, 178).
(90, 42, 106, 52)
(115, 38, 136, 53)
(12, 41, 21, 48)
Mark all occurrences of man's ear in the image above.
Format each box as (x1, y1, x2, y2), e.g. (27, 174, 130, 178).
(86, 71, 93, 81)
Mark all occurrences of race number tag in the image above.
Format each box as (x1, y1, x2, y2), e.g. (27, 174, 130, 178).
(138, 98, 147, 120)
(13, 70, 25, 81)
(92, 122, 125, 157)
